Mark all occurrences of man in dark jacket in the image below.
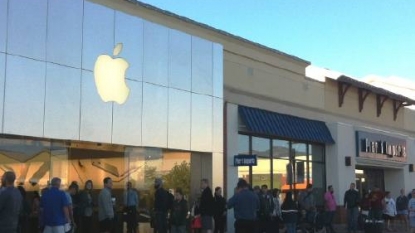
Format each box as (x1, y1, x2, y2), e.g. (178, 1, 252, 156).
(213, 187, 226, 233)
(170, 188, 188, 233)
(154, 178, 170, 233)
(200, 179, 214, 233)
(343, 183, 360, 233)
(258, 184, 274, 233)
(0, 171, 22, 233)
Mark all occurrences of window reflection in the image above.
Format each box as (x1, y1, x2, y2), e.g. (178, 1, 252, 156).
(252, 137, 271, 187)
(0, 136, 208, 214)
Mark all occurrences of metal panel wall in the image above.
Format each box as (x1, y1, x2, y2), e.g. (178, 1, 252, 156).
(80, 71, 112, 143)
(115, 11, 143, 81)
(142, 83, 168, 147)
(47, 0, 83, 68)
(143, 21, 169, 86)
(112, 80, 142, 146)
(191, 93, 213, 152)
(44, 64, 81, 140)
(8, 0, 47, 60)
(169, 29, 191, 91)
(0, 0, 7, 53)
(1, 0, 224, 154)
(192, 37, 213, 96)
(0, 54, 5, 132)
(4, 55, 45, 137)
(168, 88, 191, 150)
(82, 1, 114, 71)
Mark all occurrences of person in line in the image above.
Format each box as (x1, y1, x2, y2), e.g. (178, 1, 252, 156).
(124, 181, 139, 233)
(154, 178, 170, 233)
(170, 188, 188, 233)
(0, 171, 23, 233)
(213, 187, 226, 233)
(257, 184, 274, 233)
(396, 188, 409, 232)
(383, 191, 397, 231)
(281, 191, 298, 233)
(40, 177, 71, 233)
(30, 191, 41, 233)
(343, 183, 360, 233)
(79, 180, 94, 233)
(65, 182, 79, 233)
(190, 198, 202, 233)
(270, 188, 282, 233)
(227, 179, 260, 233)
(408, 190, 415, 233)
(324, 185, 337, 233)
(17, 186, 31, 233)
(369, 186, 384, 220)
(200, 179, 215, 233)
(98, 177, 114, 233)
(299, 183, 316, 233)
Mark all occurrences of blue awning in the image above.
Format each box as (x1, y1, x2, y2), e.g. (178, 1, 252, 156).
(239, 106, 335, 144)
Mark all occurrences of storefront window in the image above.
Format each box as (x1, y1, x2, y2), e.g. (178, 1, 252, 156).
(272, 139, 290, 159)
(309, 162, 325, 206)
(310, 144, 324, 162)
(292, 142, 307, 161)
(237, 134, 250, 181)
(252, 137, 271, 188)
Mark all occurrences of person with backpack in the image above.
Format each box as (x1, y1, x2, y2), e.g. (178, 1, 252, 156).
(257, 184, 274, 233)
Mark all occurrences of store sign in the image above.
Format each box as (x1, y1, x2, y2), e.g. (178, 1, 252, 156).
(356, 131, 406, 162)
(94, 43, 130, 104)
(234, 154, 257, 166)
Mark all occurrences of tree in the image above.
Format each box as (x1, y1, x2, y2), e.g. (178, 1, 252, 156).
(162, 161, 191, 196)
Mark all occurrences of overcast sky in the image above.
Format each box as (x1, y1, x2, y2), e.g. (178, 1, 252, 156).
(140, 0, 415, 81)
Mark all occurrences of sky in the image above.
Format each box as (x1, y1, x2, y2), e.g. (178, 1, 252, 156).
(139, 0, 415, 81)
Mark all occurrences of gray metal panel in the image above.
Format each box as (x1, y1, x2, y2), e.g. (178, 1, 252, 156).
(169, 29, 191, 91)
(80, 70, 112, 143)
(44, 63, 81, 140)
(115, 11, 143, 81)
(112, 80, 142, 146)
(213, 44, 224, 99)
(191, 94, 212, 152)
(168, 88, 191, 150)
(4, 55, 45, 137)
(0, 0, 7, 52)
(0, 53, 4, 132)
(142, 83, 168, 147)
(192, 37, 213, 96)
(47, 0, 83, 68)
(212, 97, 223, 152)
(143, 21, 169, 86)
(8, 0, 47, 60)
(82, 1, 114, 71)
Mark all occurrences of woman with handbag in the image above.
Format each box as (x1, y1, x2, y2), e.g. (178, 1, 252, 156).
(191, 198, 202, 233)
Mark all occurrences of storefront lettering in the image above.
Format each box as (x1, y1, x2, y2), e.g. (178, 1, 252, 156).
(234, 154, 257, 166)
(356, 131, 407, 162)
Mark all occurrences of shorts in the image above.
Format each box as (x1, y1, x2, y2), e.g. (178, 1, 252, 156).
(201, 215, 213, 230)
(383, 214, 395, 220)
(398, 210, 409, 216)
(99, 218, 114, 232)
(43, 225, 65, 233)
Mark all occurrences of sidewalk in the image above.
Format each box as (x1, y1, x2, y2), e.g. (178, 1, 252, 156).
(332, 224, 410, 233)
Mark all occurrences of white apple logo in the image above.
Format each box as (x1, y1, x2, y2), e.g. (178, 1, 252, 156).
(94, 43, 130, 104)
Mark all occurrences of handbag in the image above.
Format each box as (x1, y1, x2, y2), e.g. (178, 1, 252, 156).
(191, 216, 202, 229)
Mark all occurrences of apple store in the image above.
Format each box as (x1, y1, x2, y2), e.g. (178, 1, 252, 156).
(0, 0, 223, 230)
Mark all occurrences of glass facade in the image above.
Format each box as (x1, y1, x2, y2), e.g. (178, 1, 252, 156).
(237, 134, 326, 204)
(0, 0, 224, 231)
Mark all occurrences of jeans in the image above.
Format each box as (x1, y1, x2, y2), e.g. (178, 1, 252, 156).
(126, 207, 138, 233)
(285, 223, 296, 233)
(347, 207, 359, 232)
(325, 211, 336, 233)
(155, 212, 168, 233)
(171, 225, 186, 233)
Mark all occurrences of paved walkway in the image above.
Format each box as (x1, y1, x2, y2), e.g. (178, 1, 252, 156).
(331, 224, 410, 233)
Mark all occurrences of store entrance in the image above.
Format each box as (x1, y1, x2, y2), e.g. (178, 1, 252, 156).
(355, 167, 385, 197)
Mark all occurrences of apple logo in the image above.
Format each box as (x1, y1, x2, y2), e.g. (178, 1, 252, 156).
(94, 43, 130, 104)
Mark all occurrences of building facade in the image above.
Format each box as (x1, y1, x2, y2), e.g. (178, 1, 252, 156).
(0, 1, 223, 231)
